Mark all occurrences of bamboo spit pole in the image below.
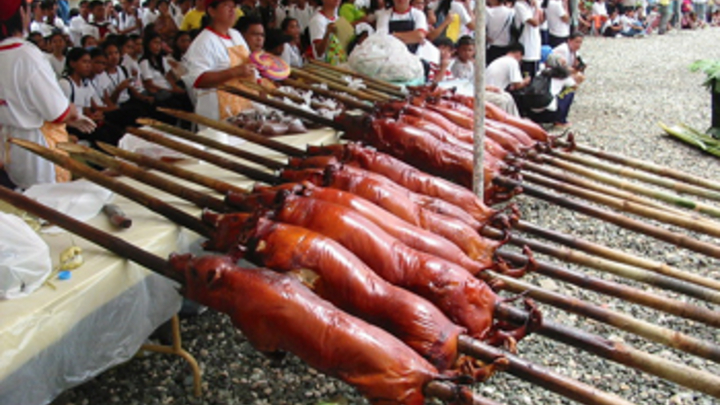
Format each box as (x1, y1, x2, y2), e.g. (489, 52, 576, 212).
(502, 230, 720, 305)
(0, 186, 502, 405)
(302, 65, 404, 100)
(59, 144, 230, 213)
(295, 67, 392, 101)
(240, 79, 311, 106)
(280, 77, 374, 112)
(0, 187, 179, 282)
(515, 220, 720, 292)
(10, 139, 211, 237)
(516, 158, 691, 217)
(497, 250, 720, 327)
(456, 336, 635, 405)
(539, 154, 720, 218)
(484, 270, 720, 364)
(558, 141, 720, 193)
(126, 127, 280, 185)
(137, 119, 285, 170)
(494, 176, 720, 259)
(97, 143, 249, 196)
(290, 69, 388, 103)
(495, 305, 720, 399)
(218, 86, 345, 130)
(156, 109, 306, 158)
(306, 59, 406, 96)
(522, 171, 720, 239)
(551, 150, 720, 203)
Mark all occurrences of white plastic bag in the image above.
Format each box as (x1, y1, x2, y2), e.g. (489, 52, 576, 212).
(348, 34, 424, 83)
(0, 212, 52, 300)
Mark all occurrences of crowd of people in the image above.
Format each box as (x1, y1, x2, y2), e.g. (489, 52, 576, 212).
(1, 0, 717, 190)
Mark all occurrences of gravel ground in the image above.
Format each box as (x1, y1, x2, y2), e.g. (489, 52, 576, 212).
(52, 28, 720, 405)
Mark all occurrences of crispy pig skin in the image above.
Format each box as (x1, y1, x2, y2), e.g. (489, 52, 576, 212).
(168, 254, 439, 405)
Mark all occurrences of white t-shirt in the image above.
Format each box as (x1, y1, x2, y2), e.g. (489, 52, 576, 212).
(591, 1, 608, 16)
(30, 20, 54, 37)
(118, 10, 142, 35)
(619, 14, 639, 32)
(68, 16, 88, 46)
(0, 38, 71, 188)
(428, 1, 472, 27)
(139, 57, 173, 91)
(182, 27, 250, 121)
(485, 55, 524, 90)
(97, 68, 131, 104)
(486, 5, 515, 47)
(281, 43, 304, 68)
(142, 8, 159, 26)
(376, 8, 429, 35)
(551, 42, 576, 68)
(450, 59, 473, 80)
(82, 22, 116, 40)
(514, 1, 542, 61)
(546, 0, 570, 37)
(308, 10, 338, 59)
(59, 77, 101, 109)
(45, 53, 66, 79)
(287, 4, 316, 32)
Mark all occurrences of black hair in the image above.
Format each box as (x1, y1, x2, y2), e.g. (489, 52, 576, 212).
(65, 47, 90, 76)
(114, 34, 130, 49)
(69, 8, 80, 17)
(172, 30, 191, 60)
(280, 16, 298, 32)
(432, 36, 454, 49)
(27, 31, 44, 45)
(81, 34, 96, 47)
(434, 0, 452, 19)
(456, 35, 473, 48)
(102, 38, 121, 53)
(129, 33, 141, 41)
(507, 41, 524, 54)
(79, 0, 89, 6)
(0, 7, 24, 41)
(90, 47, 105, 59)
(41, 1, 55, 11)
(568, 31, 584, 41)
(157, 0, 170, 7)
(235, 14, 263, 33)
(139, 30, 166, 74)
(264, 28, 290, 51)
(47, 30, 65, 43)
(88, 1, 104, 10)
(104, 33, 120, 46)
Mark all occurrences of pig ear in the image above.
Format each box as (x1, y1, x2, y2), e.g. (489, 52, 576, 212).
(206, 268, 223, 289)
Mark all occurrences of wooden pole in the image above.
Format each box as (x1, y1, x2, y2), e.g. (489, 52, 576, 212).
(473, 0, 486, 200)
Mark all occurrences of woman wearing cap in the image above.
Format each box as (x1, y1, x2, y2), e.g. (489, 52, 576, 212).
(183, 0, 255, 124)
(0, 0, 95, 189)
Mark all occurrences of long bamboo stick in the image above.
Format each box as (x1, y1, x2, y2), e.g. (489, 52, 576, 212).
(539, 154, 720, 218)
(517, 158, 691, 217)
(60, 143, 229, 213)
(522, 171, 720, 238)
(156, 108, 307, 158)
(97, 142, 249, 196)
(560, 142, 720, 193)
(495, 305, 720, 399)
(498, 250, 720, 326)
(138, 119, 285, 170)
(485, 270, 720, 364)
(551, 150, 720, 203)
(290, 69, 387, 103)
(495, 176, 720, 259)
(306, 59, 406, 95)
(515, 220, 720, 292)
(126, 127, 279, 185)
(305, 65, 406, 99)
(303, 65, 400, 101)
(217, 85, 344, 130)
(0, 186, 179, 282)
(280, 77, 373, 111)
(295, 68, 391, 102)
(456, 336, 635, 405)
(10, 139, 211, 237)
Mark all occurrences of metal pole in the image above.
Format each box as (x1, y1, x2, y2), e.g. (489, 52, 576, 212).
(473, 0, 486, 200)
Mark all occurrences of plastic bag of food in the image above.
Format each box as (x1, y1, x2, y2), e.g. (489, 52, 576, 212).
(348, 34, 424, 83)
(0, 212, 52, 300)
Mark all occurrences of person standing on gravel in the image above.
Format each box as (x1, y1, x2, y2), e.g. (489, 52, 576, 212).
(514, 0, 544, 77)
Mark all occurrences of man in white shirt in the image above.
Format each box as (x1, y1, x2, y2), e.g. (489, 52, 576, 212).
(545, 0, 570, 47)
(514, 0, 543, 77)
(287, 0, 315, 31)
(619, 6, 645, 36)
(485, 0, 515, 64)
(142, 0, 160, 26)
(69, 0, 90, 46)
(308, 0, 341, 59)
(117, 0, 142, 35)
(486, 42, 531, 91)
(82, 0, 116, 41)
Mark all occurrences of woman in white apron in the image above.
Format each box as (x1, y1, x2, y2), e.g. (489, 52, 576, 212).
(183, 0, 256, 127)
(0, 0, 94, 189)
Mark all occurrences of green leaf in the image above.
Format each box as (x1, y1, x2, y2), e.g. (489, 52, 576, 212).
(689, 59, 720, 92)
